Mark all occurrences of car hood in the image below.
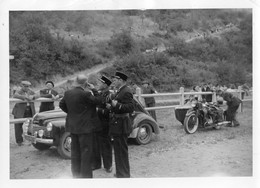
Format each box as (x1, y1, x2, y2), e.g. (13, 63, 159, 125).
(33, 108, 66, 121)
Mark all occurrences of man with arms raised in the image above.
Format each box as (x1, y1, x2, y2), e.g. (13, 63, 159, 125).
(59, 75, 104, 178)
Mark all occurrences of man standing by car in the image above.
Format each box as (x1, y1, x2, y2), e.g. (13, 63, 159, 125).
(106, 71, 134, 178)
(217, 89, 242, 127)
(12, 81, 38, 146)
(141, 80, 157, 121)
(59, 74, 104, 178)
(92, 75, 113, 173)
(39, 80, 60, 112)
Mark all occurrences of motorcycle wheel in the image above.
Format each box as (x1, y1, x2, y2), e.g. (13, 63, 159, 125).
(184, 113, 199, 134)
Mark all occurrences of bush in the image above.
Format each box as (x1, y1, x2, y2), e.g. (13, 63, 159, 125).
(110, 30, 136, 56)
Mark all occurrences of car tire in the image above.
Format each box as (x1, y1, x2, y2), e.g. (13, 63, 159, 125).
(134, 121, 153, 145)
(57, 132, 71, 159)
(32, 143, 51, 150)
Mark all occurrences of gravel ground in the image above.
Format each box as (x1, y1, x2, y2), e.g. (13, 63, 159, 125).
(5, 101, 255, 188)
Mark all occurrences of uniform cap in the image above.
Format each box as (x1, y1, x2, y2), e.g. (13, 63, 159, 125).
(99, 75, 112, 86)
(114, 71, 128, 81)
(45, 81, 54, 87)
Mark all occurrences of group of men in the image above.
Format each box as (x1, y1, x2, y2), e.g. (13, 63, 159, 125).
(11, 72, 243, 178)
(12, 71, 134, 178)
(12, 80, 60, 146)
(59, 71, 134, 178)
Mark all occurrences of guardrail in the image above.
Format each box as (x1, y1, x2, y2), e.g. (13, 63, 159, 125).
(9, 86, 252, 124)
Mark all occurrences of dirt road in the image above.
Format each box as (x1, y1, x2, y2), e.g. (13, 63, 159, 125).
(9, 102, 252, 179)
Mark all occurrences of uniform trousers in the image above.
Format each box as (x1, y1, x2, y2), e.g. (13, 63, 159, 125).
(70, 133, 93, 178)
(113, 134, 130, 178)
(92, 128, 112, 170)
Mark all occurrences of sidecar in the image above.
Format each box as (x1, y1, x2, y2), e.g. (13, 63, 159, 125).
(175, 106, 191, 125)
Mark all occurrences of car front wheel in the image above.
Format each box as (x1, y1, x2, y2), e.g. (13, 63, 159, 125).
(57, 132, 71, 159)
(134, 121, 153, 145)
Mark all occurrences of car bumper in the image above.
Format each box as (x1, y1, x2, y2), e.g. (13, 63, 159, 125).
(24, 134, 53, 145)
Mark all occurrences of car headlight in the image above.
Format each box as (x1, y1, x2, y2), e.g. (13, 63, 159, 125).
(46, 122, 53, 132)
(38, 130, 44, 138)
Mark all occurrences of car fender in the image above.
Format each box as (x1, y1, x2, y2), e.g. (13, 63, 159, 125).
(48, 119, 66, 145)
(130, 113, 159, 138)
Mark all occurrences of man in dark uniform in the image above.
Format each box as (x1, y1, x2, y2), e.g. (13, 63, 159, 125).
(59, 75, 104, 178)
(107, 71, 134, 178)
(39, 81, 60, 112)
(92, 75, 113, 173)
(141, 80, 157, 121)
(217, 90, 242, 127)
(12, 81, 38, 146)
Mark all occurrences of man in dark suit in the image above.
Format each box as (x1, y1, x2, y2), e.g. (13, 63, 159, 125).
(39, 80, 60, 112)
(107, 71, 134, 178)
(92, 75, 113, 173)
(12, 81, 38, 146)
(59, 75, 104, 178)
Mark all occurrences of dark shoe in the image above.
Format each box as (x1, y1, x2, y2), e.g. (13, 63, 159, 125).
(92, 166, 101, 170)
(105, 167, 112, 173)
(17, 143, 23, 146)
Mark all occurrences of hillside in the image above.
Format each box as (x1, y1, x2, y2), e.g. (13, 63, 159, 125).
(9, 9, 252, 92)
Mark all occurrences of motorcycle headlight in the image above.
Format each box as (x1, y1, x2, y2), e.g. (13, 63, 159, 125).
(38, 130, 44, 138)
(46, 122, 53, 132)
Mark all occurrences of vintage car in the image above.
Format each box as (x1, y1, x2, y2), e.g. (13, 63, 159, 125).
(23, 98, 159, 159)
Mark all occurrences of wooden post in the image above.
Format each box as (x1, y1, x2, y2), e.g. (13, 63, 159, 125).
(212, 91, 217, 103)
(198, 87, 202, 101)
(179, 87, 184, 106)
(238, 86, 242, 112)
(136, 87, 142, 103)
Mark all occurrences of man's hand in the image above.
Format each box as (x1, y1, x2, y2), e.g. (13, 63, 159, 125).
(26, 95, 34, 101)
(111, 100, 118, 107)
(106, 103, 111, 109)
(86, 83, 95, 90)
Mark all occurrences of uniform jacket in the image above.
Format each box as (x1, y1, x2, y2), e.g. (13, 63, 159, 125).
(221, 92, 242, 107)
(109, 85, 134, 135)
(59, 86, 104, 134)
(12, 88, 36, 118)
(96, 89, 111, 124)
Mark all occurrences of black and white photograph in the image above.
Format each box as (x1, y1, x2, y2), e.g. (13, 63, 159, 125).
(1, 0, 259, 188)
